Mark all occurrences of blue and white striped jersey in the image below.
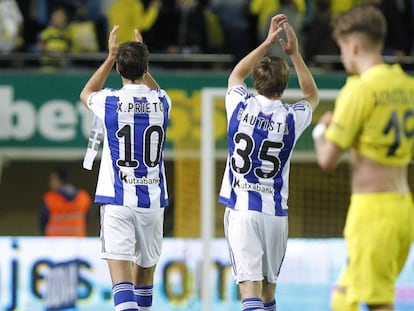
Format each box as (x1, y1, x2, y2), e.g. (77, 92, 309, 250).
(87, 84, 171, 210)
(219, 85, 312, 216)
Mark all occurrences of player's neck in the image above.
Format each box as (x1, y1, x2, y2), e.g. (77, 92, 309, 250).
(121, 77, 145, 85)
(356, 53, 384, 75)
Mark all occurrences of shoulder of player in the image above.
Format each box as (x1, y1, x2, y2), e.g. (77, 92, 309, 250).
(284, 99, 312, 112)
(339, 76, 369, 99)
(227, 85, 253, 98)
(94, 87, 118, 95)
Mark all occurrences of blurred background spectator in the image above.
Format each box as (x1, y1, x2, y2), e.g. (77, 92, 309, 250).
(303, 0, 339, 69)
(144, 0, 224, 55)
(0, 0, 413, 70)
(256, 0, 305, 61)
(360, 0, 413, 60)
(168, 0, 209, 54)
(0, 0, 24, 53)
(380, 0, 413, 58)
(250, 0, 305, 40)
(108, 0, 161, 44)
(37, 5, 71, 69)
(40, 168, 92, 237)
(38, 5, 70, 53)
(141, 0, 176, 52)
(330, 0, 359, 15)
(68, 0, 107, 52)
(210, 0, 257, 63)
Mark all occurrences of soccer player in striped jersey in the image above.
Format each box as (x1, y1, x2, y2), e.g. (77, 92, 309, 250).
(313, 6, 414, 311)
(80, 26, 171, 311)
(219, 14, 319, 311)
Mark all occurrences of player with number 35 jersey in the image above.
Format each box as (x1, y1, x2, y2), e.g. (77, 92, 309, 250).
(218, 14, 319, 311)
(219, 86, 312, 216)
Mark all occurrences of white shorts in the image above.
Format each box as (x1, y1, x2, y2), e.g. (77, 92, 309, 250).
(100, 204, 165, 267)
(224, 207, 288, 284)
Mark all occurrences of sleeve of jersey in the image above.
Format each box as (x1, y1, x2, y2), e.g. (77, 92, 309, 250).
(158, 88, 172, 115)
(325, 78, 372, 150)
(86, 89, 111, 120)
(225, 85, 251, 111)
(291, 100, 313, 136)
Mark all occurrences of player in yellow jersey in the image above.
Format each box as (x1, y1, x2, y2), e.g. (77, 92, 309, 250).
(312, 5, 414, 311)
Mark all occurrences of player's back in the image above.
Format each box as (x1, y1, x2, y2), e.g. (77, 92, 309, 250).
(354, 64, 414, 166)
(91, 84, 171, 209)
(219, 86, 313, 216)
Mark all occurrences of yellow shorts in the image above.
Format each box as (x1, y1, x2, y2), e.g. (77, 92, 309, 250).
(337, 192, 414, 305)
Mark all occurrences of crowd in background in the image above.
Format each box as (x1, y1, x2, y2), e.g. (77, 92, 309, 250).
(0, 0, 413, 70)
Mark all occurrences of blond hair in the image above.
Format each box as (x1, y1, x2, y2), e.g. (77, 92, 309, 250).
(332, 5, 386, 49)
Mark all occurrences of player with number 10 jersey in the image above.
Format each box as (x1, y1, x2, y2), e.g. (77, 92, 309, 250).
(87, 86, 171, 210)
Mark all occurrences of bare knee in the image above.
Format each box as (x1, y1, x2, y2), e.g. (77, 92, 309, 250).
(133, 265, 156, 286)
(261, 278, 276, 303)
(239, 280, 262, 300)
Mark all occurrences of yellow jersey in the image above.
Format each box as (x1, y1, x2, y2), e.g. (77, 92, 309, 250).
(325, 64, 414, 166)
(39, 26, 70, 53)
(108, 0, 159, 44)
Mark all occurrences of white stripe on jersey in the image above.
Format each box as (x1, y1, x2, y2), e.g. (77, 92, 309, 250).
(219, 85, 312, 216)
(87, 84, 171, 210)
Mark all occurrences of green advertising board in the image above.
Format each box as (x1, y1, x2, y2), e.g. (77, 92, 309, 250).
(0, 70, 346, 158)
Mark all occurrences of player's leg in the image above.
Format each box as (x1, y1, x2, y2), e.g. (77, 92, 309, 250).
(261, 278, 276, 311)
(132, 209, 164, 311)
(133, 265, 156, 311)
(261, 214, 288, 311)
(224, 208, 265, 310)
(366, 195, 414, 311)
(239, 280, 265, 310)
(101, 205, 139, 310)
(106, 259, 138, 310)
(341, 194, 412, 311)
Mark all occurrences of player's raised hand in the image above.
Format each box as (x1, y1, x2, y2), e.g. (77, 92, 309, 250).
(279, 22, 299, 56)
(265, 14, 287, 45)
(108, 25, 119, 58)
(271, 14, 288, 30)
(134, 28, 143, 43)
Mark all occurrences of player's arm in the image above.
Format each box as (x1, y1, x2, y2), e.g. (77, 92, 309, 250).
(314, 79, 368, 170)
(228, 14, 287, 88)
(134, 28, 160, 90)
(279, 22, 319, 110)
(80, 25, 119, 107)
(312, 111, 343, 170)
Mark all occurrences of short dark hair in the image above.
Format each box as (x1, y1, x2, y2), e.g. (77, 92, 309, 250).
(332, 5, 386, 48)
(252, 56, 290, 98)
(116, 42, 149, 81)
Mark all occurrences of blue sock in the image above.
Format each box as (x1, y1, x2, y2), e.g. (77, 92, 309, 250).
(112, 282, 139, 311)
(134, 285, 153, 310)
(264, 300, 276, 311)
(242, 297, 264, 311)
